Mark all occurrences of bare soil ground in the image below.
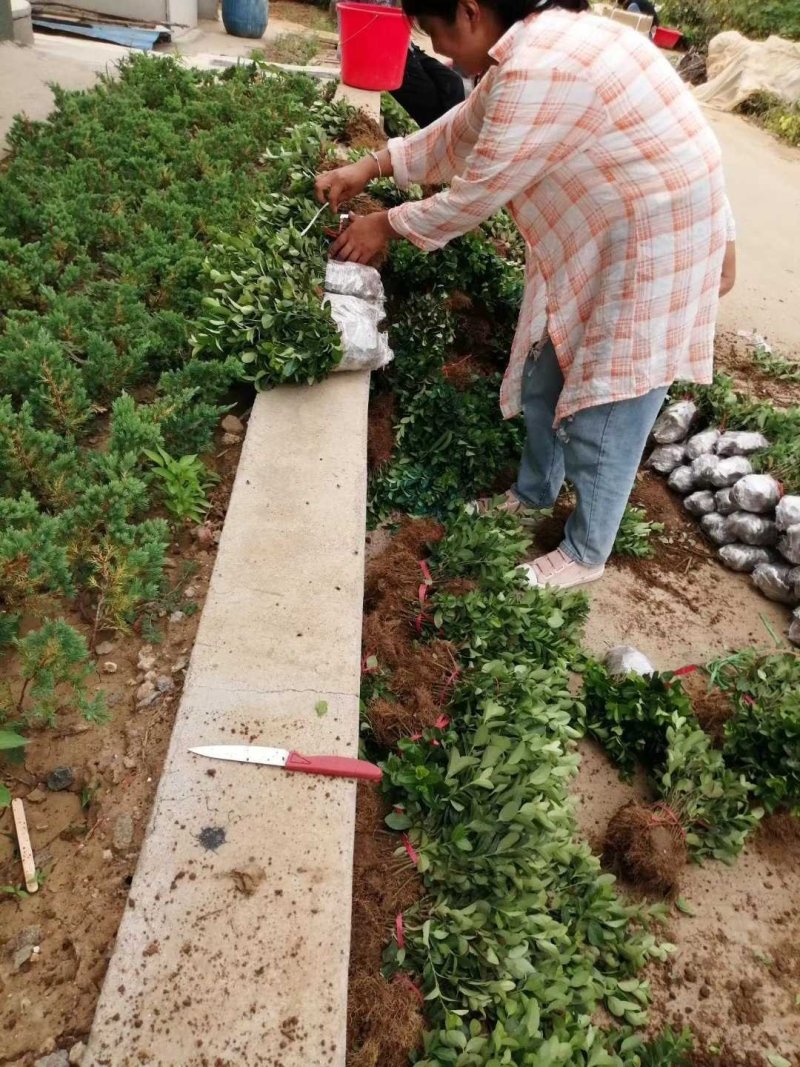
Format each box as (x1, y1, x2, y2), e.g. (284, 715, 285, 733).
(566, 335, 800, 1064)
(0, 419, 244, 1067)
(354, 333, 800, 1066)
(573, 741, 800, 1064)
(355, 492, 800, 1065)
(268, 0, 337, 33)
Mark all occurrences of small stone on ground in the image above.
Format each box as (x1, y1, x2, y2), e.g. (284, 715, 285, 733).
(221, 413, 244, 434)
(137, 647, 156, 672)
(46, 767, 74, 792)
(14, 945, 35, 970)
(34, 1052, 68, 1067)
(8, 925, 43, 953)
(112, 813, 134, 852)
(68, 1041, 87, 1065)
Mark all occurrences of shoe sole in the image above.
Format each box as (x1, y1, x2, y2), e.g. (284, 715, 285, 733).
(520, 564, 605, 591)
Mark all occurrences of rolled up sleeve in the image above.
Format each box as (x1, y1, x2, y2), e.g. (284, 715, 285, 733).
(387, 77, 488, 191)
(724, 194, 736, 242)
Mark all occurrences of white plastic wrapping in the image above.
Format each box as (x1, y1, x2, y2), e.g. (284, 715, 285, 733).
(668, 465, 696, 494)
(718, 544, 777, 573)
(685, 428, 720, 460)
(324, 260, 385, 302)
(701, 512, 737, 545)
(778, 524, 800, 565)
(690, 454, 720, 488)
(684, 490, 717, 517)
(324, 293, 393, 372)
(789, 607, 800, 648)
(730, 473, 783, 513)
(323, 261, 393, 373)
(690, 454, 751, 489)
(648, 444, 686, 474)
(752, 562, 797, 604)
(605, 645, 655, 677)
(776, 495, 800, 532)
(726, 511, 779, 547)
(708, 456, 753, 488)
(714, 487, 736, 515)
(716, 430, 770, 457)
(652, 400, 697, 444)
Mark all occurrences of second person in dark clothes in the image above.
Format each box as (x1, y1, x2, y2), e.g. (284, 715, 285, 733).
(391, 43, 467, 126)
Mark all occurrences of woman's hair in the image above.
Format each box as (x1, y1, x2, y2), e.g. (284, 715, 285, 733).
(401, 0, 589, 25)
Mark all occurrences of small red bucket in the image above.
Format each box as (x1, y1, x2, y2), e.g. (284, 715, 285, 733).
(653, 26, 682, 49)
(338, 2, 412, 92)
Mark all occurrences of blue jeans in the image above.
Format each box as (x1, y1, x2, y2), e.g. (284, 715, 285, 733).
(513, 340, 668, 566)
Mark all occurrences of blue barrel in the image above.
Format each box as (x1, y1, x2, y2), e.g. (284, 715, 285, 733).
(222, 0, 268, 38)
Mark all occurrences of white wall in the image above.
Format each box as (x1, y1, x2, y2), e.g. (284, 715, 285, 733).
(53, 0, 198, 29)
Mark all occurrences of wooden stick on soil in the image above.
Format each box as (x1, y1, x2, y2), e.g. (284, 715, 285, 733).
(11, 798, 38, 894)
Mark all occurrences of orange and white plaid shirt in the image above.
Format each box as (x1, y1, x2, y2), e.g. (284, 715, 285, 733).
(387, 10, 734, 423)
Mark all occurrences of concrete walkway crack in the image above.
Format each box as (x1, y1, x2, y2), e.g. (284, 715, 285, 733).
(187, 683, 357, 699)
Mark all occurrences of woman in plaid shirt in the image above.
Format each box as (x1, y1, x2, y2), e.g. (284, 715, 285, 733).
(316, 0, 737, 590)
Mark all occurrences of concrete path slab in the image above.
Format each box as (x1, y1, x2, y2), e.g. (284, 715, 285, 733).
(0, 35, 132, 149)
(85, 372, 371, 1066)
(334, 82, 379, 121)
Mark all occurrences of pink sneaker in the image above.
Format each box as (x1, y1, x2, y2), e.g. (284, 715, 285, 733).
(520, 547, 605, 591)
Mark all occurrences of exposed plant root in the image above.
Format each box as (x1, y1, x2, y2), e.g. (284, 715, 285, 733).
(681, 671, 734, 747)
(367, 392, 396, 471)
(347, 975, 424, 1067)
(344, 111, 387, 152)
(439, 577, 478, 598)
(391, 517, 446, 558)
(603, 801, 688, 898)
(364, 542, 422, 615)
(362, 612, 413, 670)
(348, 784, 424, 1065)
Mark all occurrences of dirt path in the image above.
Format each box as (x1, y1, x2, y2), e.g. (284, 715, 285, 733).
(573, 467, 799, 1063)
(574, 739, 800, 1064)
(584, 471, 791, 668)
(708, 108, 800, 355)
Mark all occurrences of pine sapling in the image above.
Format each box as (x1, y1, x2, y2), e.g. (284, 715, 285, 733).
(1, 619, 105, 729)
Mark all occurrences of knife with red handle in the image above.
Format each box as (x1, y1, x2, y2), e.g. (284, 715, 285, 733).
(189, 744, 381, 782)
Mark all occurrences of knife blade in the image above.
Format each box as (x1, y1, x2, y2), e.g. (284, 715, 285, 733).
(189, 744, 381, 782)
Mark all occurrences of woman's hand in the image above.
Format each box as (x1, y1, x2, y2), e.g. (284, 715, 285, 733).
(315, 158, 374, 214)
(329, 211, 396, 265)
(720, 241, 736, 297)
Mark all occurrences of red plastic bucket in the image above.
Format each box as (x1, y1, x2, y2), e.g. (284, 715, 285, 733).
(338, 2, 412, 92)
(653, 26, 682, 49)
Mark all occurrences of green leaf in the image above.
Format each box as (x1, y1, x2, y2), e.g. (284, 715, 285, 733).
(767, 1056, 791, 1067)
(0, 784, 11, 808)
(675, 897, 696, 916)
(0, 730, 29, 751)
(524, 998, 540, 1037)
(384, 811, 411, 830)
(314, 700, 328, 718)
(607, 995, 627, 1018)
(528, 764, 551, 786)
